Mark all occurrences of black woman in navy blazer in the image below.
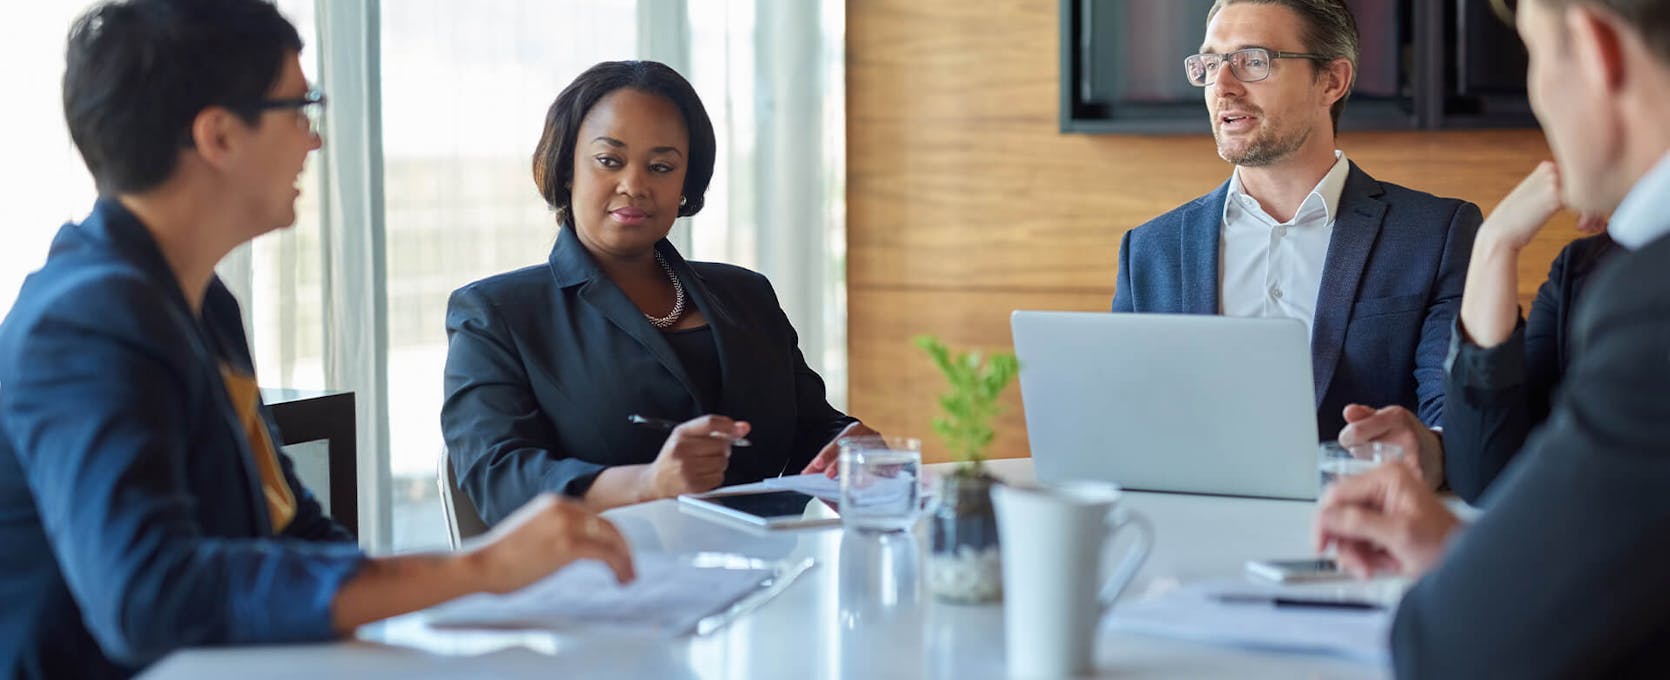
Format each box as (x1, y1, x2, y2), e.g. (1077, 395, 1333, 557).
(442, 61, 868, 523)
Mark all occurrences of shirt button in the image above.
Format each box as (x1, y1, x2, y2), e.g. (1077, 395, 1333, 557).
(1270, 287, 1283, 300)
(1273, 226, 1288, 239)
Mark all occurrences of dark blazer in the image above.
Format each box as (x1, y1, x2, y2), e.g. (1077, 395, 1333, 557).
(442, 229, 855, 525)
(1391, 232, 1670, 678)
(1111, 163, 1481, 440)
(1443, 234, 1619, 503)
(0, 200, 361, 679)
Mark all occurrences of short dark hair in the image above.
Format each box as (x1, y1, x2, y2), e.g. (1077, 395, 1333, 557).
(532, 61, 717, 228)
(63, 0, 303, 195)
(1208, 0, 1360, 132)
(1529, 0, 1670, 65)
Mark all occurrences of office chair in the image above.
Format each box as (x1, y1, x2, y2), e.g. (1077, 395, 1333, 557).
(436, 447, 489, 549)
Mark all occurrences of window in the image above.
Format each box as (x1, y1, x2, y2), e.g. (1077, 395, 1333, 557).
(377, 0, 639, 550)
(4, 0, 846, 555)
(2, 2, 101, 316)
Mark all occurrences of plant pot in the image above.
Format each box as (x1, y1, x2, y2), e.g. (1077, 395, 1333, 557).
(925, 468, 1002, 603)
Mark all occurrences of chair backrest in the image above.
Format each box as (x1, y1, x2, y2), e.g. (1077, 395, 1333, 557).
(437, 447, 489, 549)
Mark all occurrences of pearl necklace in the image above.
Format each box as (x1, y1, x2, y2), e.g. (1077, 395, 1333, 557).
(644, 251, 686, 329)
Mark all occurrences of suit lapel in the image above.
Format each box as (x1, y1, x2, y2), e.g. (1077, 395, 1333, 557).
(1310, 164, 1387, 404)
(554, 232, 700, 405)
(1182, 185, 1227, 314)
(94, 201, 273, 534)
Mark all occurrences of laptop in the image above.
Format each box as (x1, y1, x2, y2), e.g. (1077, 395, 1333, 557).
(1010, 311, 1320, 500)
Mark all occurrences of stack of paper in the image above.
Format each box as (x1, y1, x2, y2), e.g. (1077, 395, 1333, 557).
(425, 553, 784, 637)
(1106, 579, 1396, 664)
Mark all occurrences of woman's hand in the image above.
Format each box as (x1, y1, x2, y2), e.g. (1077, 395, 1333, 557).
(802, 421, 880, 478)
(465, 493, 636, 594)
(638, 414, 750, 500)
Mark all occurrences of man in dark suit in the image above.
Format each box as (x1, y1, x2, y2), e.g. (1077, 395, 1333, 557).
(1111, 0, 1480, 486)
(1316, 0, 1670, 675)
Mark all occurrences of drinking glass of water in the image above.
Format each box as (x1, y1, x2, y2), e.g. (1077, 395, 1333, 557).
(1318, 441, 1405, 488)
(838, 436, 922, 533)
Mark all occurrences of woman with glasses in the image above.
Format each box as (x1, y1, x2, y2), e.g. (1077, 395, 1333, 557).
(0, 3, 634, 677)
(442, 61, 876, 523)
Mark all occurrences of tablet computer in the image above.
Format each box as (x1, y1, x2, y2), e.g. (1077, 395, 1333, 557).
(677, 488, 839, 529)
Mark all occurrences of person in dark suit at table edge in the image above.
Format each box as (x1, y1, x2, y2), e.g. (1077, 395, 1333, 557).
(1345, 160, 1619, 505)
(0, 2, 633, 678)
(442, 60, 875, 523)
(1317, 0, 1670, 675)
(1110, 0, 1481, 488)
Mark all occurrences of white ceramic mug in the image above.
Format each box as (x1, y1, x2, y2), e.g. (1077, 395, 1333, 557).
(992, 481, 1154, 678)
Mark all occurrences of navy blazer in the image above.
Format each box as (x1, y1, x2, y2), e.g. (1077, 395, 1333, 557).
(1443, 234, 1618, 503)
(1111, 163, 1481, 440)
(0, 200, 361, 679)
(442, 229, 855, 525)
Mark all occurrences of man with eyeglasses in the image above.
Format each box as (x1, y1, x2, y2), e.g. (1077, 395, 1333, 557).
(1111, 0, 1480, 488)
(0, 1, 631, 677)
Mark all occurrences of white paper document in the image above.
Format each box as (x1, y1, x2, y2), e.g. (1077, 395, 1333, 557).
(762, 472, 939, 502)
(762, 473, 842, 500)
(426, 552, 797, 637)
(1106, 580, 1397, 664)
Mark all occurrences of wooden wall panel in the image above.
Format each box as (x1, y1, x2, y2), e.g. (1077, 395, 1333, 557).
(847, 0, 1581, 464)
(848, 288, 1112, 463)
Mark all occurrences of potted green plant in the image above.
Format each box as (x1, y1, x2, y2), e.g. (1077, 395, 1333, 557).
(915, 335, 1019, 603)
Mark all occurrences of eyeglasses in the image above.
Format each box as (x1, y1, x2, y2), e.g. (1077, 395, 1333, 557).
(239, 89, 327, 136)
(1184, 48, 1328, 87)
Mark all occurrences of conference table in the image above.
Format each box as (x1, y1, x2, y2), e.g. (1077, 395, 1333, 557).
(144, 458, 1391, 679)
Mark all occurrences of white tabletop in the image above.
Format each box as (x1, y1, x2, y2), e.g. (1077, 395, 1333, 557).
(143, 459, 1390, 679)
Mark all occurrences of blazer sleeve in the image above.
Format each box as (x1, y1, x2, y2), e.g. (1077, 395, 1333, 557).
(1520, 246, 1566, 436)
(1441, 246, 1568, 503)
(1111, 230, 1135, 312)
(1391, 246, 1670, 678)
(442, 285, 607, 525)
(1412, 201, 1482, 428)
(0, 293, 364, 667)
(752, 276, 856, 472)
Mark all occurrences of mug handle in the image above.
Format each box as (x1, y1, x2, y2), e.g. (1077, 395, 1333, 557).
(1096, 510, 1154, 615)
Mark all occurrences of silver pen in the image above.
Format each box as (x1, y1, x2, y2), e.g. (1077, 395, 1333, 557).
(627, 414, 752, 447)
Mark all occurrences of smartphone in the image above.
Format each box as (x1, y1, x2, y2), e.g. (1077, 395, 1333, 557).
(678, 489, 840, 529)
(1244, 558, 1351, 583)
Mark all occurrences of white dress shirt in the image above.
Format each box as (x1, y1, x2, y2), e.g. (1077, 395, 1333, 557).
(1606, 151, 1670, 251)
(1220, 150, 1350, 343)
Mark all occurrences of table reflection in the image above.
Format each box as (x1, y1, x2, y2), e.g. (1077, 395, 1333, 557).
(837, 530, 926, 678)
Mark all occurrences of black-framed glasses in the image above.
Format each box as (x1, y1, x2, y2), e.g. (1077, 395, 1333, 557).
(1184, 48, 1328, 87)
(239, 89, 327, 135)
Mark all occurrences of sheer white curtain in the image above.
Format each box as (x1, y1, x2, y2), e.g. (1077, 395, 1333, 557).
(374, 0, 639, 550)
(686, 0, 847, 405)
(0, 3, 101, 316)
(355, 0, 847, 551)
